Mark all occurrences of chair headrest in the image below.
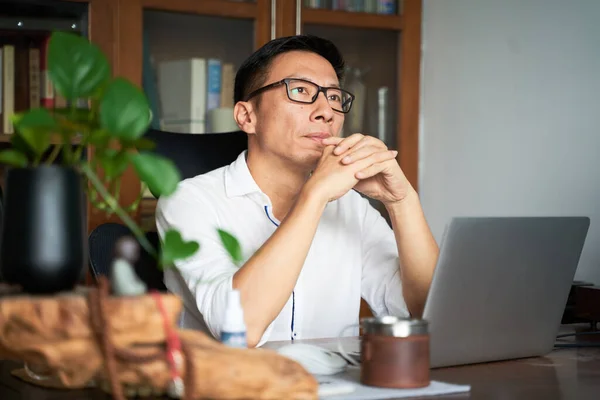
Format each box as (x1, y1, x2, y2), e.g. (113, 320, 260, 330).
(144, 129, 248, 183)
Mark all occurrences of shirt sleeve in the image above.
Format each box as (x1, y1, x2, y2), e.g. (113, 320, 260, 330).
(358, 195, 410, 318)
(155, 180, 275, 346)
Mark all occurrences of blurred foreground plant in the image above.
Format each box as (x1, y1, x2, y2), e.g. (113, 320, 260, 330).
(0, 31, 241, 269)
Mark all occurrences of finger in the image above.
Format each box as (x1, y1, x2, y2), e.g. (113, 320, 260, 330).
(321, 136, 344, 146)
(342, 145, 396, 165)
(317, 145, 335, 165)
(323, 144, 336, 154)
(352, 149, 397, 172)
(336, 134, 389, 156)
(333, 134, 387, 155)
(329, 133, 366, 155)
(355, 162, 388, 179)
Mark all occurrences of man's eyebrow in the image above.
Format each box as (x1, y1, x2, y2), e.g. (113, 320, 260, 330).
(285, 75, 340, 88)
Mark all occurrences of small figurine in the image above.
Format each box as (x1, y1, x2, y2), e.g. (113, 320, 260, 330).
(114, 235, 140, 264)
(110, 236, 147, 296)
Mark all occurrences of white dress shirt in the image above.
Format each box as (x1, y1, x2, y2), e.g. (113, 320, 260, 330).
(155, 151, 408, 346)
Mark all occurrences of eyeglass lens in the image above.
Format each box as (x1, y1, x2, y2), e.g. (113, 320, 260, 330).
(286, 79, 352, 112)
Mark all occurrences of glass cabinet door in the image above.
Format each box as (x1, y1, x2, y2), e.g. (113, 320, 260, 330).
(0, 0, 129, 245)
(305, 24, 400, 149)
(142, 10, 255, 135)
(297, 0, 421, 320)
(296, 0, 421, 192)
(300, 1, 403, 150)
(138, 0, 272, 230)
(0, 0, 100, 228)
(0, 0, 89, 141)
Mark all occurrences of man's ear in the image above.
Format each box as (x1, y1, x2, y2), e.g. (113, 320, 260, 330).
(234, 101, 257, 135)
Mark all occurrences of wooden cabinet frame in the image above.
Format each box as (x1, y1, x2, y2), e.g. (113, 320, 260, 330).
(61, 0, 422, 231)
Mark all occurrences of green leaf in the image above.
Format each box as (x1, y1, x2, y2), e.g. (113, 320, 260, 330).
(160, 229, 200, 268)
(11, 108, 57, 156)
(87, 129, 111, 146)
(131, 151, 180, 197)
(48, 31, 111, 100)
(99, 78, 151, 140)
(217, 229, 243, 265)
(9, 132, 37, 159)
(97, 149, 131, 180)
(128, 137, 156, 151)
(0, 149, 28, 167)
(53, 107, 94, 125)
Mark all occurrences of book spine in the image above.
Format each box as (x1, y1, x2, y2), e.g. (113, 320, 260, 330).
(29, 48, 41, 109)
(220, 63, 235, 109)
(40, 36, 55, 109)
(0, 48, 3, 127)
(2, 45, 15, 134)
(190, 59, 207, 134)
(206, 58, 222, 133)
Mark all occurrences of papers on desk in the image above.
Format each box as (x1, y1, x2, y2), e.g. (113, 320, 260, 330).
(317, 370, 471, 399)
(267, 338, 471, 399)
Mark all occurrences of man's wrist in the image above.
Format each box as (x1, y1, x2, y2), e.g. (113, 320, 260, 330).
(298, 183, 329, 212)
(383, 188, 419, 215)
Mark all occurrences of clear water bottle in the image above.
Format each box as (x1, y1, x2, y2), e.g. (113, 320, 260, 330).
(221, 289, 248, 348)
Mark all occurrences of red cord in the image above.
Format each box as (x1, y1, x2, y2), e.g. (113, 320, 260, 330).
(151, 290, 183, 381)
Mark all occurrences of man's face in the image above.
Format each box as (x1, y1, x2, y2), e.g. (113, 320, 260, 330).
(248, 50, 345, 169)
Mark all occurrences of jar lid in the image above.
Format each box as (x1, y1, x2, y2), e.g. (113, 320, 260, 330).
(361, 316, 428, 337)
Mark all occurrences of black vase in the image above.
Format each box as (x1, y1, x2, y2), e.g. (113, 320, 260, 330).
(0, 165, 85, 294)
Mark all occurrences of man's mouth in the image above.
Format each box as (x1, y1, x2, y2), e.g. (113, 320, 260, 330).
(305, 132, 331, 142)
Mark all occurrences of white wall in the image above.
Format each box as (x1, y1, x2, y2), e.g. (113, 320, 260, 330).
(419, 0, 600, 283)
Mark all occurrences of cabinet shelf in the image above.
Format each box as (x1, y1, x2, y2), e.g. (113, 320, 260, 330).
(303, 9, 403, 31)
(0, 134, 82, 145)
(142, 0, 258, 19)
(139, 197, 159, 232)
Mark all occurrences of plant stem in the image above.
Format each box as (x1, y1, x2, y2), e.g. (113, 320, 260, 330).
(86, 186, 108, 211)
(46, 144, 62, 165)
(72, 143, 85, 162)
(124, 185, 144, 213)
(81, 163, 157, 258)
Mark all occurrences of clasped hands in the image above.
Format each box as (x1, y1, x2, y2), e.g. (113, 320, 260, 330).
(307, 133, 414, 206)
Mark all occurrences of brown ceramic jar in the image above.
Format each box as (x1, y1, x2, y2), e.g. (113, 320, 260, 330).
(360, 316, 430, 389)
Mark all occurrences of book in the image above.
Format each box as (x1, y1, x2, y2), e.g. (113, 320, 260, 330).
(157, 57, 206, 134)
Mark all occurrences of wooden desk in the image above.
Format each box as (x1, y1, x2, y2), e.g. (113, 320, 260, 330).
(263, 330, 600, 400)
(1, 333, 599, 399)
(431, 346, 600, 399)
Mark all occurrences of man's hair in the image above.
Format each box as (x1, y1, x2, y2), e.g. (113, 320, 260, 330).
(233, 35, 346, 104)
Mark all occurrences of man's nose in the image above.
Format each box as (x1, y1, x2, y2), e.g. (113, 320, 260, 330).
(312, 91, 334, 121)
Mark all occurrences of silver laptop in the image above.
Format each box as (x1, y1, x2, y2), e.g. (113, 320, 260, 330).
(424, 216, 590, 368)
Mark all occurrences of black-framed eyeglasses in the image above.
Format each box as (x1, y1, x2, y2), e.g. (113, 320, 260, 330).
(244, 78, 355, 113)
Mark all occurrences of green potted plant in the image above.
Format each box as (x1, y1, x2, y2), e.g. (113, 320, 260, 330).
(0, 31, 226, 293)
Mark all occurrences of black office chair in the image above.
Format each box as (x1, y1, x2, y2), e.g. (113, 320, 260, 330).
(144, 128, 248, 181)
(88, 222, 166, 291)
(87, 129, 248, 288)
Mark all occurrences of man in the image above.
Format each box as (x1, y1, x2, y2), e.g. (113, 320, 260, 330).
(156, 35, 439, 348)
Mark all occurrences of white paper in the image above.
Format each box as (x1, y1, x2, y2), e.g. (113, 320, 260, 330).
(317, 369, 470, 400)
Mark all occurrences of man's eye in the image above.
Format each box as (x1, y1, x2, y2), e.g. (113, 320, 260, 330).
(292, 87, 307, 94)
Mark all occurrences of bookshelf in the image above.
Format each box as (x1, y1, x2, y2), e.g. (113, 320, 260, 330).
(142, 0, 259, 19)
(0, 0, 119, 234)
(0, 0, 420, 318)
(130, 0, 421, 233)
(0, 0, 421, 240)
(302, 8, 403, 30)
(0, 4, 87, 136)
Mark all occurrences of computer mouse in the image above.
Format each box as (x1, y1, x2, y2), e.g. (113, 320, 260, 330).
(277, 343, 348, 375)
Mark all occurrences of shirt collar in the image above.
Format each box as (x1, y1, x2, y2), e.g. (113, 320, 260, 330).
(225, 150, 263, 198)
